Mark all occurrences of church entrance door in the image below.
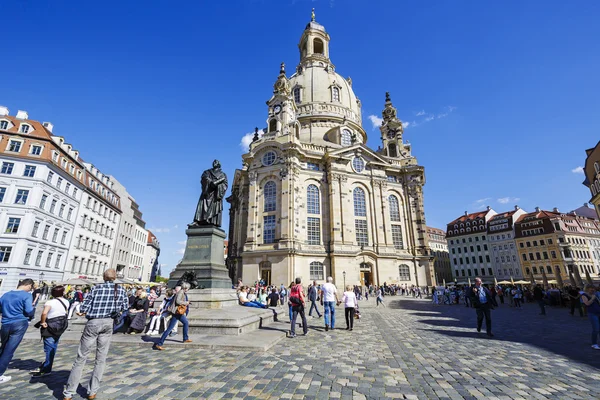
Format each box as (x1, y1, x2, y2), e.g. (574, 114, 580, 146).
(260, 269, 271, 286)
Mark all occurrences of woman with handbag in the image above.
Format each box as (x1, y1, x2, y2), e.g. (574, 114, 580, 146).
(31, 285, 69, 377)
(153, 283, 192, 350)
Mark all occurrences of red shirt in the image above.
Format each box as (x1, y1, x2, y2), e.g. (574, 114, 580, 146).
(290, 284, 305, 303)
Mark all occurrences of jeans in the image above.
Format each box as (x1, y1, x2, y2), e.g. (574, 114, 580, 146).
(243, 301, 265, 309)
(157, 313, 189, 346)
(41, 336, 59, 372)
(64, 318, 113, 397)
(308, 301, 321, 317)
(0, 319, 29, 376)
(68, 301, 81, 319)
(291, 307, 307, 336)
(476, 304, 492, 334)
(514, 298, 521, 308)
(589, 314, 600, 345)
(344, 307, 355, 329)
(112, 310, 129, 333)
(323, 301, 336, 329)
(537, 299, 546, 315)
(571, 301, 583, 316)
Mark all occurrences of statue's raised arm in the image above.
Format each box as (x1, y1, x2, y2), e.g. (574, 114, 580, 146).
(192, 159, 228, 227)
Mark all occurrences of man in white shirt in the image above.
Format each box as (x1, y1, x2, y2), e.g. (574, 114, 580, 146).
(320, 276, 339, 331)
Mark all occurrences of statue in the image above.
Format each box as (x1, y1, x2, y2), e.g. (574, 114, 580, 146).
(177, 271, 198, 289)
(192, 160, 228, 227)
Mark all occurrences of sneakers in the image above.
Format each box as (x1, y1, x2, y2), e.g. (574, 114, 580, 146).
(31, 371, 52, 377)
(591, 344, 600, 350)
(0, 375, 11, 384)
(153, 344, 165, 351)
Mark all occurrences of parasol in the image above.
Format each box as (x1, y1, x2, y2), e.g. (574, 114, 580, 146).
(529, 269, 536, 286)
(574, 267, 584, 288)
(585, 269, 594, 286)
(569, 270, 577, 287)
(510, 276, 515, 285)
(494, 277, 498, 286)
(555, 267, 564, 289)
(468, 277, 472, 286)
(541, 267, 549, 289)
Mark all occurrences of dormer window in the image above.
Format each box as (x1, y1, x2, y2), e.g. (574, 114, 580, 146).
(332, 87, 340, 102)
(341, 129, 352, 146)
(0, 121, 7, 130)
(20, 124, 30, 134)
(52, 151, 59, 162)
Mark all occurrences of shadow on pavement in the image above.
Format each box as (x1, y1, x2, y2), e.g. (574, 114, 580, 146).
(391, 298, 600, 369)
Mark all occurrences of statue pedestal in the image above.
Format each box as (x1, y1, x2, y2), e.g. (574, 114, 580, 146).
(168, 225, 231, 289)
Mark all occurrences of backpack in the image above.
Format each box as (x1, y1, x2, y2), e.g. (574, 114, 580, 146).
(40, 299, 69, 338)
(289, 285, 302, 305)
(75, 291, 84, 302)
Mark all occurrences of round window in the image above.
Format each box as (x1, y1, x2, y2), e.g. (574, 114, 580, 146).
(262, 151, 276, 166)
(352, 157, 365, 173)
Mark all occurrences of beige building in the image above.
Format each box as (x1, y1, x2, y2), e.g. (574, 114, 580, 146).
(426, 227, 452, 285)
(583, 141, 600, 219)
(226, 13, 432, 290)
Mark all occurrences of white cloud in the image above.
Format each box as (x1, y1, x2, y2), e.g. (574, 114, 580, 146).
(173, 224, 179, 229)
(497, 197, 520, 204)
(240, 129, 264, 152)
(416, 110, 426, 116)
(149, 227, 170, 233)
(402, 121, 410, 129)
(176, 247, 185, 255)
(475, 198, 490, 203)
(572, 166, 584, 174)
(368, 115, 383, 129)
(424, 114, 435, 122)
(472, 198, 491, 209)
(177, 240, 186, 245)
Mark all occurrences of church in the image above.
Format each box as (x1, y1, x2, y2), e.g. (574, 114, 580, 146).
(226, 12, 433, 290)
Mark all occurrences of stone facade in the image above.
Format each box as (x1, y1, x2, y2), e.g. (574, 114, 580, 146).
(426, 226, 452, 285)
(583, 141, 600, 220)
(227, 15, 432, 291)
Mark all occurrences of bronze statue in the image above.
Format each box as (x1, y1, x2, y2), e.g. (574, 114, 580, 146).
(192, 160, 228, 227)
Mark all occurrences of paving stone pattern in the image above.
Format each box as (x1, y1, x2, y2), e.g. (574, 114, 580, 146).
(1, 297, 600, 399)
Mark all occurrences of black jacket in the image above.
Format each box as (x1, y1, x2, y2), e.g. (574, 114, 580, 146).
(468, 286, 497, 308)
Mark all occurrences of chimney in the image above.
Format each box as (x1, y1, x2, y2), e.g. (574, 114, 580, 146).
(535, 207, 541, 212)
(584, 203, 589, 208)
(553, 207, 559, 213)
(486, 206, 491, 211)
(515, 205, 520, 210)
(464, 211, 468, 216)
(0, 106, 8, 116)
(16, 110, 28, 120)
(42, 122, 53, 132)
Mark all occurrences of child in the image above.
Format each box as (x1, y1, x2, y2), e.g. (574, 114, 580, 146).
(146, 289, 174, 336)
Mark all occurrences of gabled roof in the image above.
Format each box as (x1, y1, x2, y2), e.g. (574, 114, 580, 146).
(447, 210, 489, 226)
(0, 115, 53, 140)
(326, 143, 391, 165)
(489, 210, 517, 221)
(515, 210, 560, 223)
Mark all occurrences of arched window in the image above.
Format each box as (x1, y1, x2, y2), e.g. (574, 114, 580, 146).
(532, 266, 538, 274)
(309, 261, 324, 280)
(306, 184, 321, 245)
(341, 129, 352, 146)
(313, 38, 324, 55)
(307, 185, 320, 214)
(388, 143, 397, 157)
(546, 265, 552, 274)
(353, 187, 368, 246)
(269, 119, 277, 133)
(399, 264, 410, 281)
(294, 87, 301, 104)
(389, 195, 400, 222)
(332, 87, 340, 102)
(263, 181, 276, 212)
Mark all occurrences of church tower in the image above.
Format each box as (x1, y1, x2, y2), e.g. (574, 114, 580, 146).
(227, 10, 433, 291)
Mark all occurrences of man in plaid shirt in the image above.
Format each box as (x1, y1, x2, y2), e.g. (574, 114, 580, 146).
(63, 269, 128, 400)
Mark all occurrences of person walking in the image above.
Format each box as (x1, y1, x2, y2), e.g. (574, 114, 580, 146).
(31, 285, 69, 377)
(289, 278, 307, 338)
(0, 278, 35, 384)
(376, 286, 386, 307)
(320, 276, 339, 331)
(153, 282, 192, 350)
(342, 285, 357, 331)
(467, 277, 497, 337)
(63, 269, 128, 400)
(307, 281, 322, 318)
(569, 286, 584, 317)
(533, 284, 546, 315)
(581, 284, 600, 350)
(67, 286, 84, 320)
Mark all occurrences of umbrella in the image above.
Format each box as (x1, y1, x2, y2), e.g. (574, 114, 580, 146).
(585, 270, 594, 286)
(529, 269, 536, 286)
(443, 278, 446, 287)
(514, 280, 530, 284)
(569, 270, 577, 287)
(555, 266, 565, 289)
(468, 277, 472, 286)
(494, 277, 498, 286)
(574, 267, 585, 288)
(541, 267, 549, 289)
(59, 278, 96, 286)
(498, 280, 511, 285)
(510, 276, 515, 285)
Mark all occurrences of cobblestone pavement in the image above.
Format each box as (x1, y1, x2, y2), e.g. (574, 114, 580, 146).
(2, 296, 600, 399)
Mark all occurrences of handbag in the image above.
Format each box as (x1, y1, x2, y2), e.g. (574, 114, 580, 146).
(176, 303, 187, 315)
(38, 299, 69, 338)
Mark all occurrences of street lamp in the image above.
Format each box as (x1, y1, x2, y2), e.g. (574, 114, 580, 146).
(39, 271, 45, 284)
(343, 271, 346, 289)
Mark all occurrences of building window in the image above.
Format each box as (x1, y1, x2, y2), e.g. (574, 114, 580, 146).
(5, 217, 20, 234)
(1, 162, 14, 174)
(23, 165, 36, 177)
(59, 204, 65, 218)
(341, 129, 352, 146)
(332, 86, 340, 102)
(353, 187, 367, 217)
(45, 252, 53, 268)
(49, 199, 57, 214)
(263, 181, 277, 212)
(55, 254, 62, 269)
(262, 151, 276, 166)
(39, 194, 48, 209)
(15, 189, 29, 204)
(352, 157, 365, 173)
(306, 162, 319, 171)
(20, 125, 30, 134)
(307, 185, 320, 214)
(389, 195, 400, 222)
(42, 225, 50, 240)
(307, 217, 321, 245)
(263, 215, 276, 244)
(24, 248, 32, 265)
(32, 221, 40, 237)
(47, 171, 54, 183)
(0, 246, 12, 262)
(0, 121, 7, 130)
(310, 261, 324, 281)
(0, 187, 5, 202)
(392, 225, 404, 250)
(8, 140, 22, 152)
(52, 228, 59, 243)
(268, 119, 277, 133)
(61, 231, 68, 245)
(294, 87, 301, 104)
(399, 264, 411, 281)
(31, 145, 42, 155)
(35, 250, 43, 266)
(355, 220, 369, 247)
(57, 177, 63, 189)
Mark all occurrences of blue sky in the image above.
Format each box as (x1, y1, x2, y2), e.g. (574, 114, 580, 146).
(2, 0, 599, 276)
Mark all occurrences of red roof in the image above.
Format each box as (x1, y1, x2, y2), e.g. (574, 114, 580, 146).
(447, 210, 488, 226)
